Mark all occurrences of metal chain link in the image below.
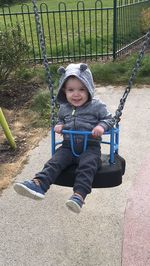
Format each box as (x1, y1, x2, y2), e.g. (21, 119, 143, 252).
(31, 0, 55, 126)
(112, 28, 150, 126)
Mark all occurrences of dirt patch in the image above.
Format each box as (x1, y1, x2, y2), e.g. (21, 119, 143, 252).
(0, 79, 40, 109)
(0, 80, 48, 190)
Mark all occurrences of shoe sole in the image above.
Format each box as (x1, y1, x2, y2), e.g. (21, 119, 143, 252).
(14, 183, 45, 200)
(66, 200, 81, 213)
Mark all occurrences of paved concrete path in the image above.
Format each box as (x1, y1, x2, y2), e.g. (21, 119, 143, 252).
(0, 85, 150, 266)
(122, 154, 150, 266)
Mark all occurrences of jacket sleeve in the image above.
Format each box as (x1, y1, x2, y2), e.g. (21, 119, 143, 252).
(97, 101, 113, 131)
(55, 105, 65, 125)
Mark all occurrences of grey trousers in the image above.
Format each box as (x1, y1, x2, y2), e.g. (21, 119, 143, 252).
(35, 142, 101, 199)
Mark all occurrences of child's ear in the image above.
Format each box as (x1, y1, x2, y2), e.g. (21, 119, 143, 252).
(57, 66, 66, 75)
(80, 63, 88, 71)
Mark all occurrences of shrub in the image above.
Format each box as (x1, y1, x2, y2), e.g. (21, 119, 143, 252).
(0, 24, 29, 84)
(140, 7, 150, 34)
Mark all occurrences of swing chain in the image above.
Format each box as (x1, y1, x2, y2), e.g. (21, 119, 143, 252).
(32, 0, 56, 126)
(113, 28, 150, 126)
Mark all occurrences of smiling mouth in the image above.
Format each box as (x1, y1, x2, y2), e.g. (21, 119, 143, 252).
(72, 99, 82, 102)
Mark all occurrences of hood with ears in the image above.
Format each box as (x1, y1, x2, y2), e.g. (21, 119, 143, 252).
(56, 63, 95, 104)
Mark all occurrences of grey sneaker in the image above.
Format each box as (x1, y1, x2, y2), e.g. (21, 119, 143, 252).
(66, 194, 84, 213)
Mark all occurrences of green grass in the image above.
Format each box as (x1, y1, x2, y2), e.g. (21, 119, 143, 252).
(0, 1, 147, 61)
(31, 89, 51, 126)
(0, 1, 149, 52)
(22, 52, 149, 87)
(15, 53, 150, 87)
(0, 1, 114, 11)
(91, 53, 150, 85)
(0, 0, 114, 60)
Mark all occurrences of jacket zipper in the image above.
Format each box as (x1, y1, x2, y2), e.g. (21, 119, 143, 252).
(72, 107, 76, 129)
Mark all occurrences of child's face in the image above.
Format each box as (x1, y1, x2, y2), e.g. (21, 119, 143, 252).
(64, 77, 89, 107)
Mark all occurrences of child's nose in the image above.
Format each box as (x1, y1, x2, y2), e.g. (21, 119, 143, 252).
(73, 91, 79, 96)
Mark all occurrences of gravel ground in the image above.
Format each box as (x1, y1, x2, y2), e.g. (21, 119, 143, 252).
(0, 85, 150, 266)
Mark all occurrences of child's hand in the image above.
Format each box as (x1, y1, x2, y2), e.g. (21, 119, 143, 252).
(92, 125, 104, 137)
(54, 124, 63, 134)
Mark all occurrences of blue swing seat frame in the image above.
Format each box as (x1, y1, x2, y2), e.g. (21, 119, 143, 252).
(51, 127, 125, 188)
(51, 127, 119, 164)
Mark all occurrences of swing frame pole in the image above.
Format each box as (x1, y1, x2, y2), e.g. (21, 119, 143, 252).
(0, 108, 16, 149)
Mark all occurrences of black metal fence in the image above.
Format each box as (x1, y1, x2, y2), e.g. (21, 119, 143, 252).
(0, 0, 150, 62)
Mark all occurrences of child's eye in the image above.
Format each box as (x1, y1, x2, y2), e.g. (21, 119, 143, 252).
(79, 87, 86, 92)
(66, 88, 74, 92)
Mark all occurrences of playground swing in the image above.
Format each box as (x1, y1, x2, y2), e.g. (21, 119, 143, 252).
(32, 0, 150, 188)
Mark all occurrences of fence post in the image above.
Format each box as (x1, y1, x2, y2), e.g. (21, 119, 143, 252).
(113, 0, 117, 60)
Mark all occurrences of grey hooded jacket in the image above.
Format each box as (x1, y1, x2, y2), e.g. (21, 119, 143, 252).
(56, 63, 113, 141)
